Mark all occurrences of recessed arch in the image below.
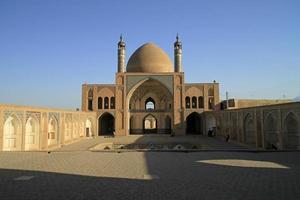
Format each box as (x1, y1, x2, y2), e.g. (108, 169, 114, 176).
(3, 115, 22, 151)
(244, 113, 255, 145)
(25, 116, 40, 151)
(283, 112, 300, 149)
(48, 116, 59, 146)
(264, 113, 279, 149)
(64, 117, 72, 141)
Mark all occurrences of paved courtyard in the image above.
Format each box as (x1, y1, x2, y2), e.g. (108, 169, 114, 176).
(0, 136, 300, 200)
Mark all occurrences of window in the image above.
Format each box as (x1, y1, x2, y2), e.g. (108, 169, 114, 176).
(110, 97, 115, 109)
(145, 97, 155, 110)
(88, 99, 93, 111)
(208, 88, 214, 96)
(185, 97, 190, 109)
(198, 96, 204, 108)
(104, 97, 109, 109)
(192, 97, 197, 108)
(88, 89, 93, 111)
(208, 97, 214, 110)
(98, 97, 102, 109)
(88, 89, 93, 98)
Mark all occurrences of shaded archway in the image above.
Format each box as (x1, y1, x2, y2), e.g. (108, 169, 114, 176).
(264, 113, 279, 149)
(186, 112, 202, 135)
(3, 115, 22, 151)
(25, 116, 40, 151)
(99, 113, 115, 135)
(283, 112, 299, 149)
(143, 114, 157, 134)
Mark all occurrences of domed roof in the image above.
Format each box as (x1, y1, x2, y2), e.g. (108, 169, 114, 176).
(126, 43, 173, 73)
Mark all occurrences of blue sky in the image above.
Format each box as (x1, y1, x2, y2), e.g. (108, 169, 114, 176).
(0, 0, 299, 109)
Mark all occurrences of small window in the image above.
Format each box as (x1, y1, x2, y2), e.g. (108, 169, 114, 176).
(88, 99, 93, 111)
(185, 97, 190, 109)
(192, 97, 197, 108)
(198, 96, 204, 108)
(88, 89, 93, 98)
(104, 97, 109, 109)
(208, 97, 214, 110)
(208, 88, 214, 96)
(98, 97, 102, 109)
(145, 97, 155, 110)
(110, 97, 115, 109)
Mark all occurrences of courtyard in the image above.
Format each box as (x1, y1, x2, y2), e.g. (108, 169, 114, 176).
(0, 136, 299, 200)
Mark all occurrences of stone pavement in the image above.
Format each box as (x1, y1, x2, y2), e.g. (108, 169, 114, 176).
(0, 137, 300, 200)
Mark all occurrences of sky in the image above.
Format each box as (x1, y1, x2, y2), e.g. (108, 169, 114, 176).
(0, 0, 299, 109)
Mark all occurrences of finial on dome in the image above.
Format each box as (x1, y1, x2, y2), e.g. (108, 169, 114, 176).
(120, 34, 123, 41)
(176, 33, 179, 42)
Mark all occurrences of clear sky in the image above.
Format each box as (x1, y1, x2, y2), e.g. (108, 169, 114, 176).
(0, 0, 299, 109)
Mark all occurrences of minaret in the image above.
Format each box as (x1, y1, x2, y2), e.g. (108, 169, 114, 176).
(118, 34, 126, 72)
(174, 34, 182, 72)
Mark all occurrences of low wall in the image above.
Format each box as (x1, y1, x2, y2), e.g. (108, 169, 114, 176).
(204, 102, 300, 150)
(0, 104, 96, 151)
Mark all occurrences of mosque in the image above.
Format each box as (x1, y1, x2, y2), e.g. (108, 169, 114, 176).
(82, 36, 219, 137)
(0, 36, 299, 151)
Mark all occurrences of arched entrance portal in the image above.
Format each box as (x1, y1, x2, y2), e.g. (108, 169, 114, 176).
(143, 114, 157, 134)
(99, 113, 115, 135)
(186, 112, 202, 135)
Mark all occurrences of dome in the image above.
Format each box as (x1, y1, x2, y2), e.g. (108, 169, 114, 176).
(126, 43, 173, 73)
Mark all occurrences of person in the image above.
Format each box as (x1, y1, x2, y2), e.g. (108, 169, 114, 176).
(208, 129, 212, 137)
(225, 134, 230, 142)
(212, 127, 217, 137)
